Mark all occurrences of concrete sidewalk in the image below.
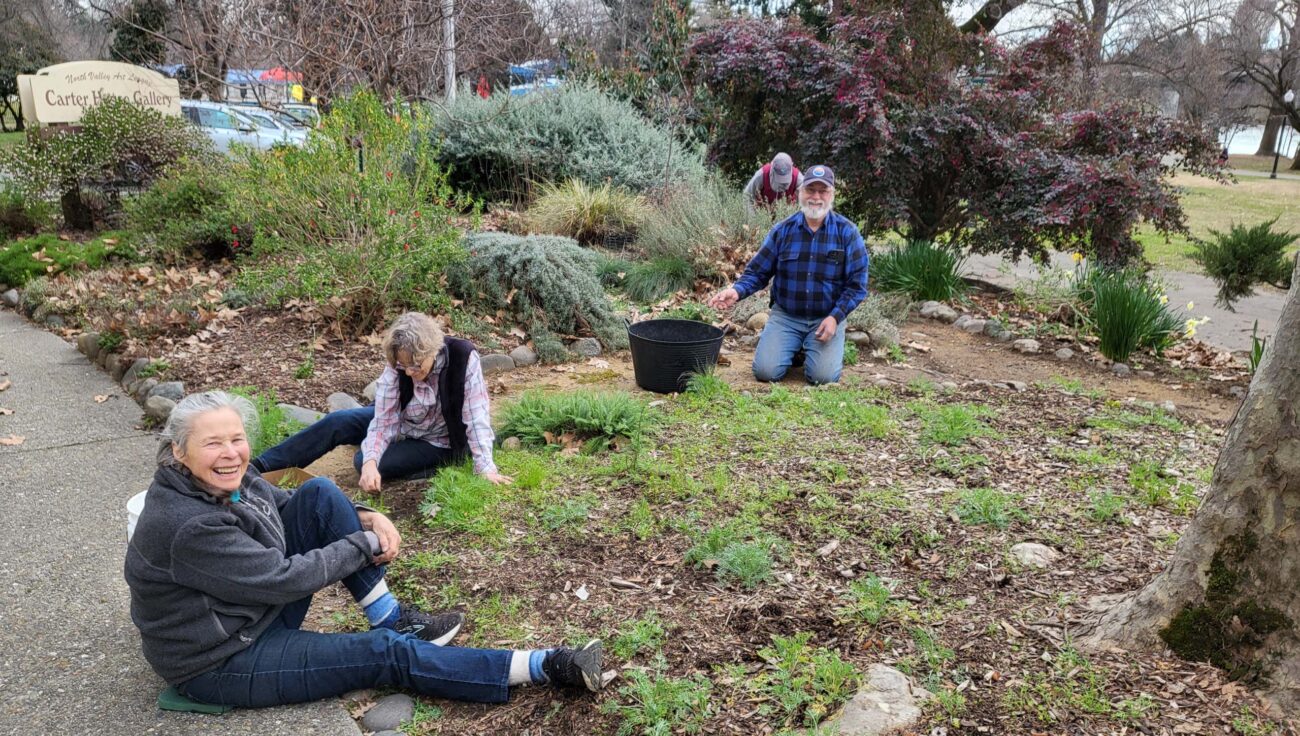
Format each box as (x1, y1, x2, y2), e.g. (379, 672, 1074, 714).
(962, 250, 1286, 353)
(0, 310, 359, 735)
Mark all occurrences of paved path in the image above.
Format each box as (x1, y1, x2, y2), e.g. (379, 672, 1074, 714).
(0, 310, 359, 736)
(962, 251, 1287, 353)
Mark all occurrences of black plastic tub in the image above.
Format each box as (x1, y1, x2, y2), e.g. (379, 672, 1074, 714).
(627, 319, 725, 394)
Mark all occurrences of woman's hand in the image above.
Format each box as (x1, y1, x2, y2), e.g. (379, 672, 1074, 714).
(483, 471, 514, 486)
(359, 461, 382, 493)
(357, 509, 401, 564)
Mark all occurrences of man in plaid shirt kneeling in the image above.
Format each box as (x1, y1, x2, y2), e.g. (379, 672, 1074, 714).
(708, 165, 869, 384)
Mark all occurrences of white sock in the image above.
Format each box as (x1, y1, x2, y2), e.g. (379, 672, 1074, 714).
(508, 650, 534, 686)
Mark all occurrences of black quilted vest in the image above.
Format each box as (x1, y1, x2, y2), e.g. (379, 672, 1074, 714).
(396, 337, 474, 461)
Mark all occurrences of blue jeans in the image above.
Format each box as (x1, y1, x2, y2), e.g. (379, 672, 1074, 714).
(179, 478, 511, 707)
(752, 305, 847, 384)
(255, 406, 455, 480)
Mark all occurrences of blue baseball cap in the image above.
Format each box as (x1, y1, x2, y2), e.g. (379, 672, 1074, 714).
(800, 164, 835, 189)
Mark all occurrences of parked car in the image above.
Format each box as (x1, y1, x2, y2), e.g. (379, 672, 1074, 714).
(179, 100, 295, 154)
(236, 107, 309, 147)
(282, 103, 321, 128)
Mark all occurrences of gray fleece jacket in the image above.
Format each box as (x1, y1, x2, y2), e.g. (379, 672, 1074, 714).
(124, 465, 376, 685)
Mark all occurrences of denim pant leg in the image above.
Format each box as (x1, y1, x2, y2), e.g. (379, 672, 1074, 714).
(352, 439, 456, 481)
(256, 407, 375, 473)
(752, 306, 813, 382)
(180, 624, 513, 707)
(278, 478, 385, 619)
(801, 318, 847, 385)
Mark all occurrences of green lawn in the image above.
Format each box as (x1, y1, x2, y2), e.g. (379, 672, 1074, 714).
(1228, 153, 1296, 174)
(1138, 173, 1300, 271)
(0, 130, 22, 148)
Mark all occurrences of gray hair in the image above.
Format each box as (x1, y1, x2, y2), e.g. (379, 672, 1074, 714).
(157, 390, 259, 468)
(382, 312, 445, 367)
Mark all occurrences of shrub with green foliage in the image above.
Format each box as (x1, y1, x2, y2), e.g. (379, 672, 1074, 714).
(1083, 269, 1182, 363)
(231, 92, 468, 334)
(869, 240, 966, 301)
(0, 96, 213, 228)
(0, 231, 135, 286)
(228, 387, 305, 456)
(126, 157, 240, 262)
(1191, 218, 1297, 310)
(526, 179, 648, 245)
(684, 521, 781, 589)
(431, 84, 705, 201)
(497, 390, 647, 451)
(0, 186, 38, 241)
(449, 232, 628, 352)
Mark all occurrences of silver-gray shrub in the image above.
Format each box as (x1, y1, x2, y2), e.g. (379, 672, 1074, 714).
(157, 390, 258, 467)
(430, 85, 705, 202)
(449, 233, 628, 359)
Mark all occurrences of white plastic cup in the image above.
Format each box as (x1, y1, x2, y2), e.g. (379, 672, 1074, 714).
(126, 490, 148, 542)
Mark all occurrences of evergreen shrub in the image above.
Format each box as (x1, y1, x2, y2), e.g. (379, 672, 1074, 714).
(1190, 218, 1297, 310)
(449, 232, 628, 354)
(431, 85, 705, 201)
(125, 157, 240, 262)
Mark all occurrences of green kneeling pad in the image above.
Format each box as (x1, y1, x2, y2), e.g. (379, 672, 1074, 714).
(158, 686, 233, 714)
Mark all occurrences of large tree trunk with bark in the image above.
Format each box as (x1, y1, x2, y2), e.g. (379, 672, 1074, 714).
(1079, 257, 1300, 711)
(1256, 111, 1283, 156)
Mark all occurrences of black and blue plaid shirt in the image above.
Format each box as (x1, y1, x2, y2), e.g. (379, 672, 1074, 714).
(733, 210, 869, 323)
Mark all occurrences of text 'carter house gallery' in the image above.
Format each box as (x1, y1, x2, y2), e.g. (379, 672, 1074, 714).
(18, 61, 181, 126)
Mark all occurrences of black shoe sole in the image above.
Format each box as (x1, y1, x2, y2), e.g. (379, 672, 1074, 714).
(430, 618, 463, 646)
(573, 640, 604, 692)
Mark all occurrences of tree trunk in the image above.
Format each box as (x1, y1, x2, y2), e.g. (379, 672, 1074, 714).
(1256, 110, 1282, 156)
(1079, 256, 1300, 711)
(60, 185, 95, 231)
(1290, 141, 1300, 170)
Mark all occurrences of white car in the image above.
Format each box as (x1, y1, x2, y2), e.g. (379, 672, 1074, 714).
(237, 108, 308, 147)
(180, 100, 295, 154)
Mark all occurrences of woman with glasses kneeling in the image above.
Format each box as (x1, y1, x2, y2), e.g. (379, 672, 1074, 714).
(125, 390, 602, 708)
(252, 311, 513, 492)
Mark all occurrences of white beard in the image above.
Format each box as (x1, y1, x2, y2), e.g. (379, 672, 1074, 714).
(801, 202, 831, 220)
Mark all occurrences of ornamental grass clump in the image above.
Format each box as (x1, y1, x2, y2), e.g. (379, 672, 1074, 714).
(1083, 269, 1182, 363)
(449, 232, 628, 353)
(525, 179, 648, 246)
(869, 240, 966, 301)
(1190, 218, 1297, 310)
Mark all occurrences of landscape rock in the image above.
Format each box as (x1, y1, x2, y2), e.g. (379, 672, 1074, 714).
(821, 664, 931, 736)
(105, 354, 127, 382)
(133, 378, 158, 403)
(740, 334, 760, 347)
(510, 345, 538, 367)
(44, 314, 65, 328)
(953, 315, 972, 329)
(1054, 348, 1075, 360)
(919, 303, 959, 323)
(144, 396, 176, 422)
(1, 289, 18, 308)
(361, 694, 415, 732)
(121, 358, 151, 389)
(961, 319, 988, 334)
(1111, 362, 1132, 378)
(983, 321, 1006, 337)
(873, 378, 893, 388)
(1012, 338, 1040, 354)
(327, 392, 362, 413)
(992, 330, 1014, 342)
(1229, 386, 1247, 399)
(939, 381, 959, 392)
(1161, 400, 1177, 414)
(480, 353, 516, 375)
(1137, 369, 1155, 378)
(1010, 542, 1062, 569)
(373, 732, 402, 736)
(746, 312, 769, 332)
(867, 324, 900, 348)
(149, 381, 185, 402)
(846, 331, 871, 347)
(363, 379, 378, 402)
(502, 436, 522, 451)
(570, 338, 602, 357)
(1001, 380, 1029, 392)
(76, 332, 101, 360)
(278, 403, 324, 426)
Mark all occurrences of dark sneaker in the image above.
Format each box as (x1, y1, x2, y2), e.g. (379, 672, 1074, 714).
(394, 608, 464, 646)
(542, 639, 604, 691)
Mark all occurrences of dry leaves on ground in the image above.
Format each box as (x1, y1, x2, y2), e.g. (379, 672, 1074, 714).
(0, 434, 25, 446)
(0, 407, 12, 415)
(0, 379, 11, 392)
(94, 394, 111, 403)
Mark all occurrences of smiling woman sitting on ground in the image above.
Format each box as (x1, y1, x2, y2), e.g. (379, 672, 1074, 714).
(124, 390, 603, 709)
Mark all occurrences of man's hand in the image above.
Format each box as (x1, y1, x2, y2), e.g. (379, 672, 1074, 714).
(357, 509, 401, 564)
(707, 287, 740, 311)
(359, 460, 382, 493)
(814, 315, 838, 343)
(483, 471, 514, 486)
